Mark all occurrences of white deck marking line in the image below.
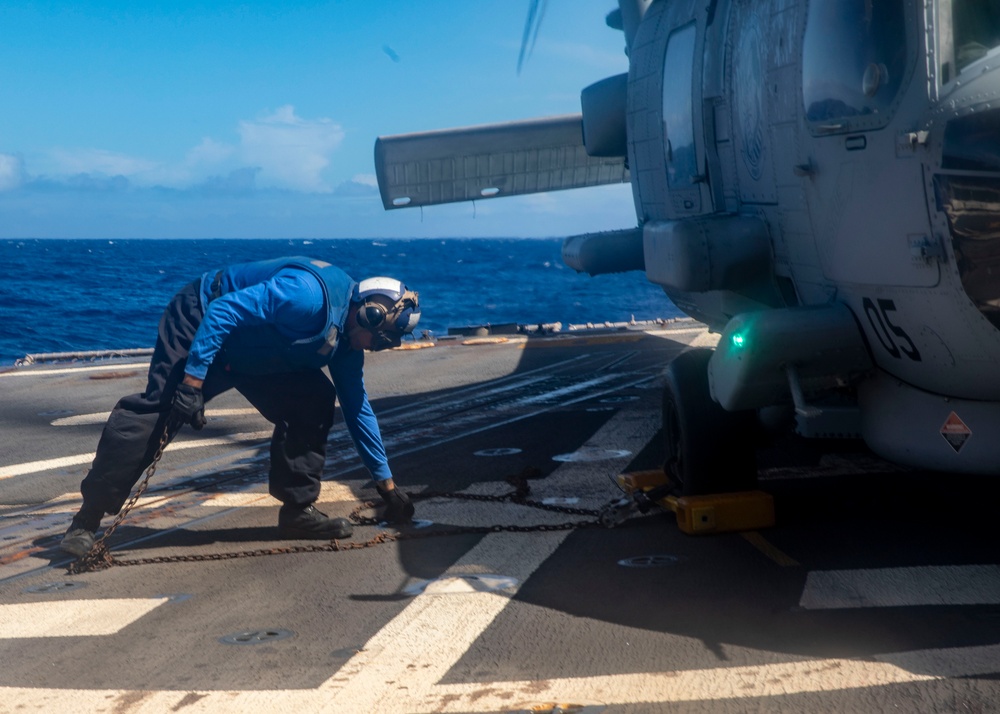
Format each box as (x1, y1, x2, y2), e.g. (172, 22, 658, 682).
(51, 407, 261, 427)
(5, 480, 355, 520)
(877, 642, 1000, 678)
(799, 564, 1000, 609)
(0, 363, 150, 378)
(0, 453, 95, 479)
(0, 431, 272, 480)
(321, 530, 572, 711)
(687, 330, 721, 349)
(422, 650, 997, 711)
(0, 598, 169, 638)
(5, 493, 177, 518)
(0, 650, 985, 712)
(512, 374, 619, 406)
(200, 481, 357, 508)
(0, 405, 639, 709)
(3, 491, 82, 516)
(318, 403, 655, 711)
(50, 412, 111, 426)
(4, 407, 996, 710)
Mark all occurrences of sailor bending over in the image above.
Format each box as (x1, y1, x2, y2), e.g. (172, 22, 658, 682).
(61, 256, 419, 557)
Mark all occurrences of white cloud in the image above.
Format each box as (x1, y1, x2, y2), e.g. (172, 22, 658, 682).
(332, 177, 380, 197)
(198, 167, 260, 194)
(352, 173, 378, 187)
(32, 106, 344, 194)
(0, 154, 25, 191)
(237, 105, 345, 192)
(48, 147, 157, 178)
(186, 137, 235, 168)
(140, 137, 238, 187)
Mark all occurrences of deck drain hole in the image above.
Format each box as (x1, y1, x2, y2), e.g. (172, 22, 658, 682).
(24, 581, 88, 594)
(552, 448, 631, 463)
(474, 448, 522, 457)
(404, 574, 518, 596)
(618, 555, 683, 568)
(220, 628, 295, 645)
(599, 395, 639, 404)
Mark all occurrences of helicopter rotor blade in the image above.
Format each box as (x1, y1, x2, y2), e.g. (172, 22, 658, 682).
(517, 0, 549, 74)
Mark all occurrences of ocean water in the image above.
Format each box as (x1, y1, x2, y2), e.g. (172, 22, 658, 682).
(0, 238, 682, 365)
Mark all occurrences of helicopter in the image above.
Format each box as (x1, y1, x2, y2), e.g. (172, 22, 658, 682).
(374, 0, 1000, 496)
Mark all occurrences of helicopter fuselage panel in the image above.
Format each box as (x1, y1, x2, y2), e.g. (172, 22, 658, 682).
(375, 0, 1000, 474)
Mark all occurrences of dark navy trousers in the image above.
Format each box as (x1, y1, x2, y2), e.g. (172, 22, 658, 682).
(79, 280, 337, 515)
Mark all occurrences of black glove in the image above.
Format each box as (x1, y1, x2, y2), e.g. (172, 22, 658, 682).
(169, 383, 206, 430)
(378, 486, 414, 524)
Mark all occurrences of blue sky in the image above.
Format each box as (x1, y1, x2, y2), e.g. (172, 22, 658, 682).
(0, 1, 636, 239)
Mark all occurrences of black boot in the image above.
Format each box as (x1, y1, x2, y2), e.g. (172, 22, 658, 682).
(60, 506, 103, 557)
(278, 504, 353, 540)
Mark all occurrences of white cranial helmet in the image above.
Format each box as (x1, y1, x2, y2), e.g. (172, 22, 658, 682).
(355, 277, 421, 349)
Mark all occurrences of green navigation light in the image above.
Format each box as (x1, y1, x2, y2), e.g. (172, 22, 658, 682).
(732, 333, 746, 349)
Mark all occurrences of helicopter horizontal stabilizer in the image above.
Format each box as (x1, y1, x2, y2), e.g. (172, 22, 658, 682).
(374, 114, 628, 210)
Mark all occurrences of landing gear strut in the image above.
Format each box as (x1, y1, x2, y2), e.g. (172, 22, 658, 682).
(662, 348, 757, 496)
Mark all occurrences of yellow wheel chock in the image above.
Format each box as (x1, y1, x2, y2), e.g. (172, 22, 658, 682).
(607, 470, 774, 535)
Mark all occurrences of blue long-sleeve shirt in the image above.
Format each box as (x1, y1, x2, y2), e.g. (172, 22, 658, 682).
(186, 267, 393, 482)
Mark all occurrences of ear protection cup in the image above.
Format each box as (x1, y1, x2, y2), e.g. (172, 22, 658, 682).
(357, 301, 388, 330)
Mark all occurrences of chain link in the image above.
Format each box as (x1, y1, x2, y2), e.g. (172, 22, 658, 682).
(69, 424, 175, 574)
(69, 462, 621, 572)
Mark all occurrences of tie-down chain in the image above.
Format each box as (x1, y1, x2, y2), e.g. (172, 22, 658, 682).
(69, 440, 643, 574)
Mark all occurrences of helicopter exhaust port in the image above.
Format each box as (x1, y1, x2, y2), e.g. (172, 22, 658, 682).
(562, 228, 644, 276)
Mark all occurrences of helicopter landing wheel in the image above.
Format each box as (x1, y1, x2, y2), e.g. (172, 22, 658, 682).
(662, 347, 757, 496)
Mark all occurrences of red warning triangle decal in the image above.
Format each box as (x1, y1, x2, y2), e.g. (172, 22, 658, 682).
(940, 411, 971, 453)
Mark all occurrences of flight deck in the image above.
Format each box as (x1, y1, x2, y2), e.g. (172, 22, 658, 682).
(2, 322, 999, 713)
